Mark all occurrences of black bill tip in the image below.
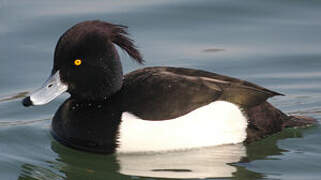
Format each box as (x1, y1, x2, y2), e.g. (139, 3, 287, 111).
(22, 96, 33, 107)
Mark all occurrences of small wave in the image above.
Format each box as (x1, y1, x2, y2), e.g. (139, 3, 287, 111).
(0, 118, 50, 127)
(0, 91, 29, 103)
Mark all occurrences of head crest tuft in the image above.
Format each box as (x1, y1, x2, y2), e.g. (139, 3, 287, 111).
(109, 23, 144, 64)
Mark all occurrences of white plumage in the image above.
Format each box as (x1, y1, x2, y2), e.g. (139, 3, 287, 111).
(117, 100, 248, 153)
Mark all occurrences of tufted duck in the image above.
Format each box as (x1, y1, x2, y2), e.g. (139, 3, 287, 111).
(22, 20, 316, 153)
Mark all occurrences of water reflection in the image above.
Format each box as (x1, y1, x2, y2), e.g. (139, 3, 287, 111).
(16, 128, 306, 180)
(50, 141, 124, 180)
(50, 141, 246, 179)
(19, 163, 64, 180)
(233, 128, 305, 180)
(117, 144, 245, 179)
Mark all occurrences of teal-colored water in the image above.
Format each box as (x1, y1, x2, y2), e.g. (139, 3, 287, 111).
(1, 0, 321, 179)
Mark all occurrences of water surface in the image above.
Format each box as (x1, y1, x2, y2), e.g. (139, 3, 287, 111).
(1, 0, 321, 179)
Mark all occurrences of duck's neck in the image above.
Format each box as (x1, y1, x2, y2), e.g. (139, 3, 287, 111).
(51, 93, 123, 153)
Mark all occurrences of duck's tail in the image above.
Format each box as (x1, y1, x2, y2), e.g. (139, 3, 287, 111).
(283, 115, 317, 128)
(244, 102, 318, 143)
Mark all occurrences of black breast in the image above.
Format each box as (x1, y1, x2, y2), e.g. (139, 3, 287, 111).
(51, 96, 123, 153)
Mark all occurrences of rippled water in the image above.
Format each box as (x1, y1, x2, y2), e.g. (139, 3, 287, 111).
(1, 0, 321, 179)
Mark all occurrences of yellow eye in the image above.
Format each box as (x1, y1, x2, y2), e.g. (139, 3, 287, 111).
(74, 59, 82, 66)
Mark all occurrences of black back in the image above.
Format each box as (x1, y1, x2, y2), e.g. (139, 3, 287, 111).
(121, 66, 282, 120)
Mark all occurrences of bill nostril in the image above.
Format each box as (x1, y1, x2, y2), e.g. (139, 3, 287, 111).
(22, 96, 33, 107)
(48, 84, 53, 88)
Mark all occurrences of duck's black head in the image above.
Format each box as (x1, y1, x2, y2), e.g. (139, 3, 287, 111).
(23, 20, 143, 106)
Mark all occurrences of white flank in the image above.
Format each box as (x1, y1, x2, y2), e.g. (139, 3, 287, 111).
(117, 101, 247, 153)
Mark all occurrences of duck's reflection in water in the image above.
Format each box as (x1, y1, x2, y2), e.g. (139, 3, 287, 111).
(24, 142, 247, 179)
(117, 144, 245, 179)
(18, 128, 304, 180)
